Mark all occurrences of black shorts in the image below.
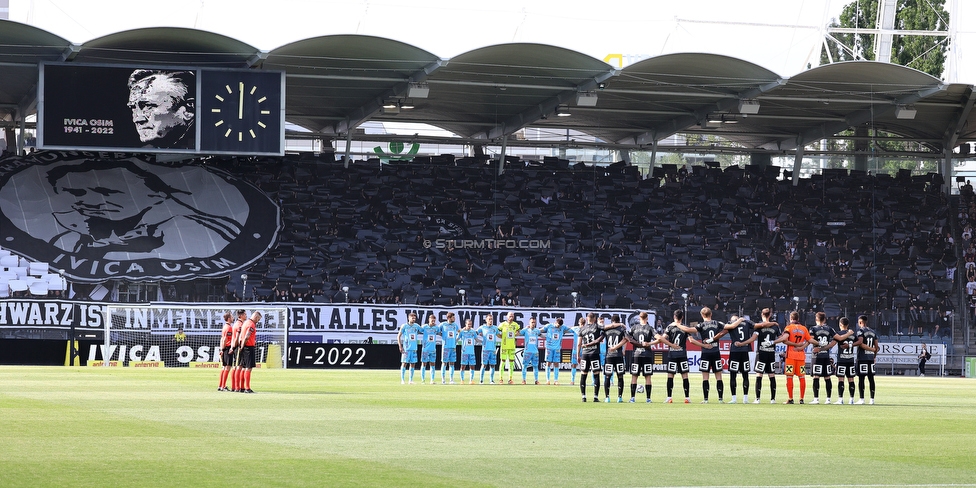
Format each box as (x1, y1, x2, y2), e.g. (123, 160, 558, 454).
(699, 354, 723, 373)
(603, 355, 625, 375)
(221, 346, 234, 367)
(754, 352, 776, 375)
(667, 355, 690, 374)
(239, 346, 256, 369)
(580, 352, 601, 371)
(857, 359, 876, 375)
(836, 360, 856, 378)
(812, 356, 833, 376)
(728, 351, 751, 373)
(630, 355, 655, 376)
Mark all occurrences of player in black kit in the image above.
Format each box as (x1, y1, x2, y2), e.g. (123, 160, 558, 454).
(833, 317, 857, 405)
(809, 312, 836, 404)
(626, 311, 662, 403)
(660, 310, 696, 404)
(692, 307, 745, 404)
(577, 313, 605, 403)
(722, 314, 754, 404)
(855, 314, 880, 405)
(602, 314, 628, 403)
(735, 308, 782, 404)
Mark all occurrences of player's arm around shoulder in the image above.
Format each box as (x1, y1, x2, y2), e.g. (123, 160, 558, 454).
(711, 326, 730, 342)
(724, 317, 746, 330)
(644, 335, 663, 347)
(676, 323, 697, 334)
(774, 329, 792, 345)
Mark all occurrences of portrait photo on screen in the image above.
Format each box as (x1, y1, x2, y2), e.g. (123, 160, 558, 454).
(40, 64, 198, 152)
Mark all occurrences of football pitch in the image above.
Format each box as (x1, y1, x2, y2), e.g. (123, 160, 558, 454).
(1, 367, 974, 488)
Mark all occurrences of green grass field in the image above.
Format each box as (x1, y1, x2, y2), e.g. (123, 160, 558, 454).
(1, 366, 974, 488)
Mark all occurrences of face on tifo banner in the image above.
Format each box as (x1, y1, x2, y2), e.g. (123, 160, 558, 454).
(0, 152, 280, 282)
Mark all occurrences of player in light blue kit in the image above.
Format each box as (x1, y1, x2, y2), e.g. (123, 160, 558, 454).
(420, 315, 440, 385)
(439, 312, 461, 384)
(478, 314, 501, 384)
(518, 317, 543, 384)
(542, 318, 571, 385)
(458, 319, 479, 384)
(570, 317, 583, 385)
(397, 312, 422, 384)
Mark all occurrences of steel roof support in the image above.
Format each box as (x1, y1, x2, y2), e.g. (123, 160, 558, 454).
(616, 79, 785, 146)
(331, 58, 446, 136)
(480, 69, 618, 141)
(760, 84, 947, 151)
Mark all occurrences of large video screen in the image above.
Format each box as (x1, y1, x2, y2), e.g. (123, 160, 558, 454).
(38, 63, 284, 156)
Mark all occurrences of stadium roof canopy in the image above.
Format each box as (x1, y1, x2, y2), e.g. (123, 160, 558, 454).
(2, 20, 975, 157)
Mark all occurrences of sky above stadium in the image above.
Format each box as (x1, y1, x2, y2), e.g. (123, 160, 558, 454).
(7, 0, 976, 82)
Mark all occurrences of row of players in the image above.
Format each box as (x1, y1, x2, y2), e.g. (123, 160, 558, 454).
(397, 307, 881, 405)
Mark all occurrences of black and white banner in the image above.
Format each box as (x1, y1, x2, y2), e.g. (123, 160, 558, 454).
(286, 304, 654, 344)
(0, 300, 105, 339)
(0, 299, 653, 342)
(0, 152, 280, 282)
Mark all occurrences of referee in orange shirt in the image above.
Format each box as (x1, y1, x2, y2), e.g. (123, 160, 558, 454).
(238, 311, 261, 394)
(217, 312, 234, 391)
(780, 311, 813, 404)
(229, 309, 246, 392)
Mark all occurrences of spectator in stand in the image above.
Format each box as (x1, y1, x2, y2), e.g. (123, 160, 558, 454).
(10, 151, 955, 312)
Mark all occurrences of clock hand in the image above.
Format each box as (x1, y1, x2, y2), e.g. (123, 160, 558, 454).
(238, 82, 244, 120)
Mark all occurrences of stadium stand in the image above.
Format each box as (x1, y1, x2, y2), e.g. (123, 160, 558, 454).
(0, 149, 958, 345)
(187, 154, 955, 332)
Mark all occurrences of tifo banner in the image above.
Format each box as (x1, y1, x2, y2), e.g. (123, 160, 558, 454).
(287, 304, 654, 344)
(0, 152, 280, 282)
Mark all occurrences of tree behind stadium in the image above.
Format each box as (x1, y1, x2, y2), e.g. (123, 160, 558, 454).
(821, 0, 949, 79)
(816, 0, 949, 173)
